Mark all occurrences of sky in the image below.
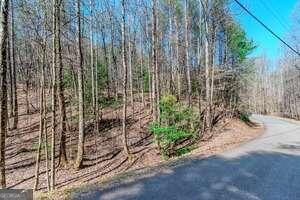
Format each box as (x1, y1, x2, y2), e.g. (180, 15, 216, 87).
(231, 0, 298, 63)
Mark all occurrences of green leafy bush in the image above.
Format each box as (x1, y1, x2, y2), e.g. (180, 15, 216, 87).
(240, 112, 251, 123)
(149, 94, 199, 158)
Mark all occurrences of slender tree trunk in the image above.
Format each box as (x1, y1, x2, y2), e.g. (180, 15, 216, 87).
(152, 0, 161, 151)
(155, 32, 160, 122)
(197, 1, 203, 136)
(90, 0, 95, 123)
(121, 0, 130, 157)
(90, 0, 98, 154)
(140, 31, 145, 107)
(101, 25, 110, 99)
(41, 7, 50, 190)
(34, 54, 44, 191)
(185, 0, 192, 107)
(110, 14, 118, 100)
(203, 0, 211, 131)
(152, 0, 158, 121)
(42, 43, 50, 192)
(57, 0, 67, 167)
(209, 22, 216, 124)
(7, 23, 12, 119)
(50, 0, 58, 190)
(175, 17, 181, 100)
(75, 0, 85, 169)
(94, 44, 99, 153)
(139, 30, 144, 130)
(10, 0, 17, 129)
(168, 1, 174, 94)
(25, 77, 30, 114)
(145, 16, 152, 112)
(128, 16, 134, 114)
(0, 0, 9, 188)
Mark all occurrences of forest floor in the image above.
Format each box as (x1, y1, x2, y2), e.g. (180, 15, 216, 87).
(6, 88, 263, 199)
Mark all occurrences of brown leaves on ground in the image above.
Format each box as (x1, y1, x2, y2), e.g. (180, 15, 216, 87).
(7, 89, 263, 197)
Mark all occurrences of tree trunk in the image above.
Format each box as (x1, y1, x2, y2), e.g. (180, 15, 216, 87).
(90, 0, 95, 124)
(94, 44, 99, 153)
(110, 14, 118, 101)
(140, 31, 145, 107)
(10, 0, 17, 129)
(145, 16, 152, 113)
(75, 0, 85, 169)
(203, 0, 211, 131)
(139, 30, 144, 130)
(25, 78, 30, 114)
(121, 0, 130, 157)
(128, 16, 134, 114)
(185, 0, 192, 107)
(152, 0, 158, 121)
(34, 44, 46, 191)
(50, 0, 58, 190)
(7, 22, 12, 119)
(168, 1, 174, 94)
(174, 17, 181, 100)
(101, 25, 110, 99)
(57, 0, 67, 167)
(0, 0, 9, 188)
(42, 43, 50, 191)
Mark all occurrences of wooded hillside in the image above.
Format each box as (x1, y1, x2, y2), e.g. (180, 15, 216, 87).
(0, 0, 256, 191)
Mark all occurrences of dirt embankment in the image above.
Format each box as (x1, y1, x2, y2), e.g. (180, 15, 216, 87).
(8, 87, 263, 200)
(35, 117, 263, 200)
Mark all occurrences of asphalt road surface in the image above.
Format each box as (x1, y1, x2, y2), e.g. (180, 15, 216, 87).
(72, 115, 300, 200)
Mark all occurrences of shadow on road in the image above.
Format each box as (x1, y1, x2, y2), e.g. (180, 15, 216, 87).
(72, 151, 300, 200)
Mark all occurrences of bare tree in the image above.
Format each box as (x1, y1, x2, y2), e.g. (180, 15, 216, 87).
(57, 0, 67, 167)
(0, 0, 9, 189)
(121, 0, 130, 157)
(152, 0, 158, 121)
(50, 0, 58, 190)
(10, 0, 17, 129)
(75, 0, 85, 169)
(185, 0, 191, 107)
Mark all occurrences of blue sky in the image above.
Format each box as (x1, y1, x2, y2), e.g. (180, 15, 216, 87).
(231, 0, 298, 62)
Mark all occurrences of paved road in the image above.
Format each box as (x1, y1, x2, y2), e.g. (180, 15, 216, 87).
(73, 115, 300, 200)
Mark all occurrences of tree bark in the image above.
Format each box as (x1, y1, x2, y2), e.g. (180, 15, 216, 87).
(57, 0, 67, 167)
(152, 0, 158, 121)
(174, 17, 181, 100)
(203, 0, 211, 131)
(50, 0, 58, 190)
(10, 0, 17, 129)
(128, 16, 134, 114)
(75, 0, 85, 169)
(121, 0, 130, 157)
(0, 0, 9, 188)
(34, 50, 44, 191)
(185, 0, 192, 107)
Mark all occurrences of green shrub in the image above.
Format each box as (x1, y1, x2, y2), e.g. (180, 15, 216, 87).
(240, 112, 251, 122)
(149, 94, 199, 158)
(176, 146, 196, 156)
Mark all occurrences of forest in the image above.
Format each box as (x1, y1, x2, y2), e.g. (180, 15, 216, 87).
(245, 2, 300, 118)
(0, 0, 273, 194)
